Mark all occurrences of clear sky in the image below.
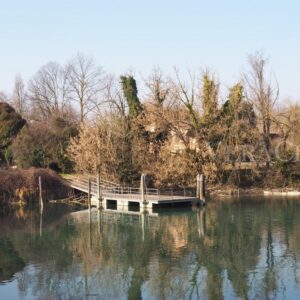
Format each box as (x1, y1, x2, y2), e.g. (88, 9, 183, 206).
(0, 0, 299, 101)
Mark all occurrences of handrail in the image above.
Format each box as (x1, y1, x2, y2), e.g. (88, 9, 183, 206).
(67, 175, 195, 199)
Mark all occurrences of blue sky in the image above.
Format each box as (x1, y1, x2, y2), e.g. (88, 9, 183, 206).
(0, 0, 299, 101)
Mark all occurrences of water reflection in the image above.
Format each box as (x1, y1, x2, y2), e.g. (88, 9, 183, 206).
(0, 199, 300, 299)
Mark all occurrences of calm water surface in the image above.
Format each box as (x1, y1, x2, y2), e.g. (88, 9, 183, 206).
(1, 198, 300, 300)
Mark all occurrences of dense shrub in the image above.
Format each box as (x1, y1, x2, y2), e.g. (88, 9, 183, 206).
(0, 102, 26, 166)
(12, 117, 77, 173)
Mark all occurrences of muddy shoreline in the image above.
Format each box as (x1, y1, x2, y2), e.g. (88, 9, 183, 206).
(208, 185, 300, 199)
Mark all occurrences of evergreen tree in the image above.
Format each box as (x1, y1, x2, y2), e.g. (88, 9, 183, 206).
(227, 83, 244, 112)
(120, 75, 142, 118)
(0, 102, 26, 166)
(201, 73, 219, 119)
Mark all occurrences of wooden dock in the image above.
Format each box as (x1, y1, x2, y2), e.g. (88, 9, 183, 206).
(66, 174, 202, 209)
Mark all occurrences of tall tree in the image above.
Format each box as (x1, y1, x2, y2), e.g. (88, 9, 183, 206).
(0, 91, 8, 102)
(171, 69, 214, 177)
(215, 83, 257, 183)
(145, 67, 169, 107)
(0, 103, 26, 166)
(244, 52, 278, 166)
(67, 54, 105, 122)
(201, 72, 219, 120)
(29, 62, 70, 119)
(12, 75, 27, 116)
(120, 75, 142, 119)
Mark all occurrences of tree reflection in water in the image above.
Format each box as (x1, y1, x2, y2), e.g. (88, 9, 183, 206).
(0, 199, 300, 299)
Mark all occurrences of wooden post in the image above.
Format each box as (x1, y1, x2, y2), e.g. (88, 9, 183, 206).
(38, 176, 44, 211)
(196, 174, 200, 199)
(200, 174, 205, 202)
(88, 177, 91, 210)
(196, 174, 206, 204)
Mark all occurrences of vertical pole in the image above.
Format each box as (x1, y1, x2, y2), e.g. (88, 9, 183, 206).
(88, 177, 92, 248)
(141, 212, 145, 241)
(88, 177, 91, 210)
(141, 174, 147, 206)
(196, 174, 201, 199)
(97, 208, 102, 235)
(200, 174, 205, 203)
(38, 176, 44, 211)
(38, 176, 43, 237)
(97, 173, 101, 207)
(197, 174, 206, 204)
(141, 174, 145, 204)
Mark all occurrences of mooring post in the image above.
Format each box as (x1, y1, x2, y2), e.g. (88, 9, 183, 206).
(196, 174, 206, 205)
(88, 177, 91, 210)
(196, 174, 200, 199)
(200, 174, 205, 202)
(38, 176, 44, 211)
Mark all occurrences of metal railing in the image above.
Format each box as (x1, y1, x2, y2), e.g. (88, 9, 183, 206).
(67, 174, 196, 200)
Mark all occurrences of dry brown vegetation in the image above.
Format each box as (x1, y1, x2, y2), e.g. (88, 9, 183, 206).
(0, 168, 71, 204)
(67, 54, 288, 187)
(1, 53, 300, 190)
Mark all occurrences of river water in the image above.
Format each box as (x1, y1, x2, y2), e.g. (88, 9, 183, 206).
(0, 198, 300, 300)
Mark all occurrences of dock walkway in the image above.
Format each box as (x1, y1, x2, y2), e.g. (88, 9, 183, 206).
(66, 174, 200, 209)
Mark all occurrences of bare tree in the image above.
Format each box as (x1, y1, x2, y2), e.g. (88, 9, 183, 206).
(29, 62, 70, 119)
(95, 74, 127, 117)
(0, 91, 8, 102)
(172, 68, 201, 133)
(145, 67, 170, 106)
(273, 102, 300, 150)
(67, 54, 105, 122)
(244, 52, 279, 165)
(12, 75, 27, 116)
(172, 68, 219, 134)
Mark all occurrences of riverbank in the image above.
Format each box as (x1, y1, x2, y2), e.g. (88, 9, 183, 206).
(0, 168, 71, 205)
(208, 184, 300, 199)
